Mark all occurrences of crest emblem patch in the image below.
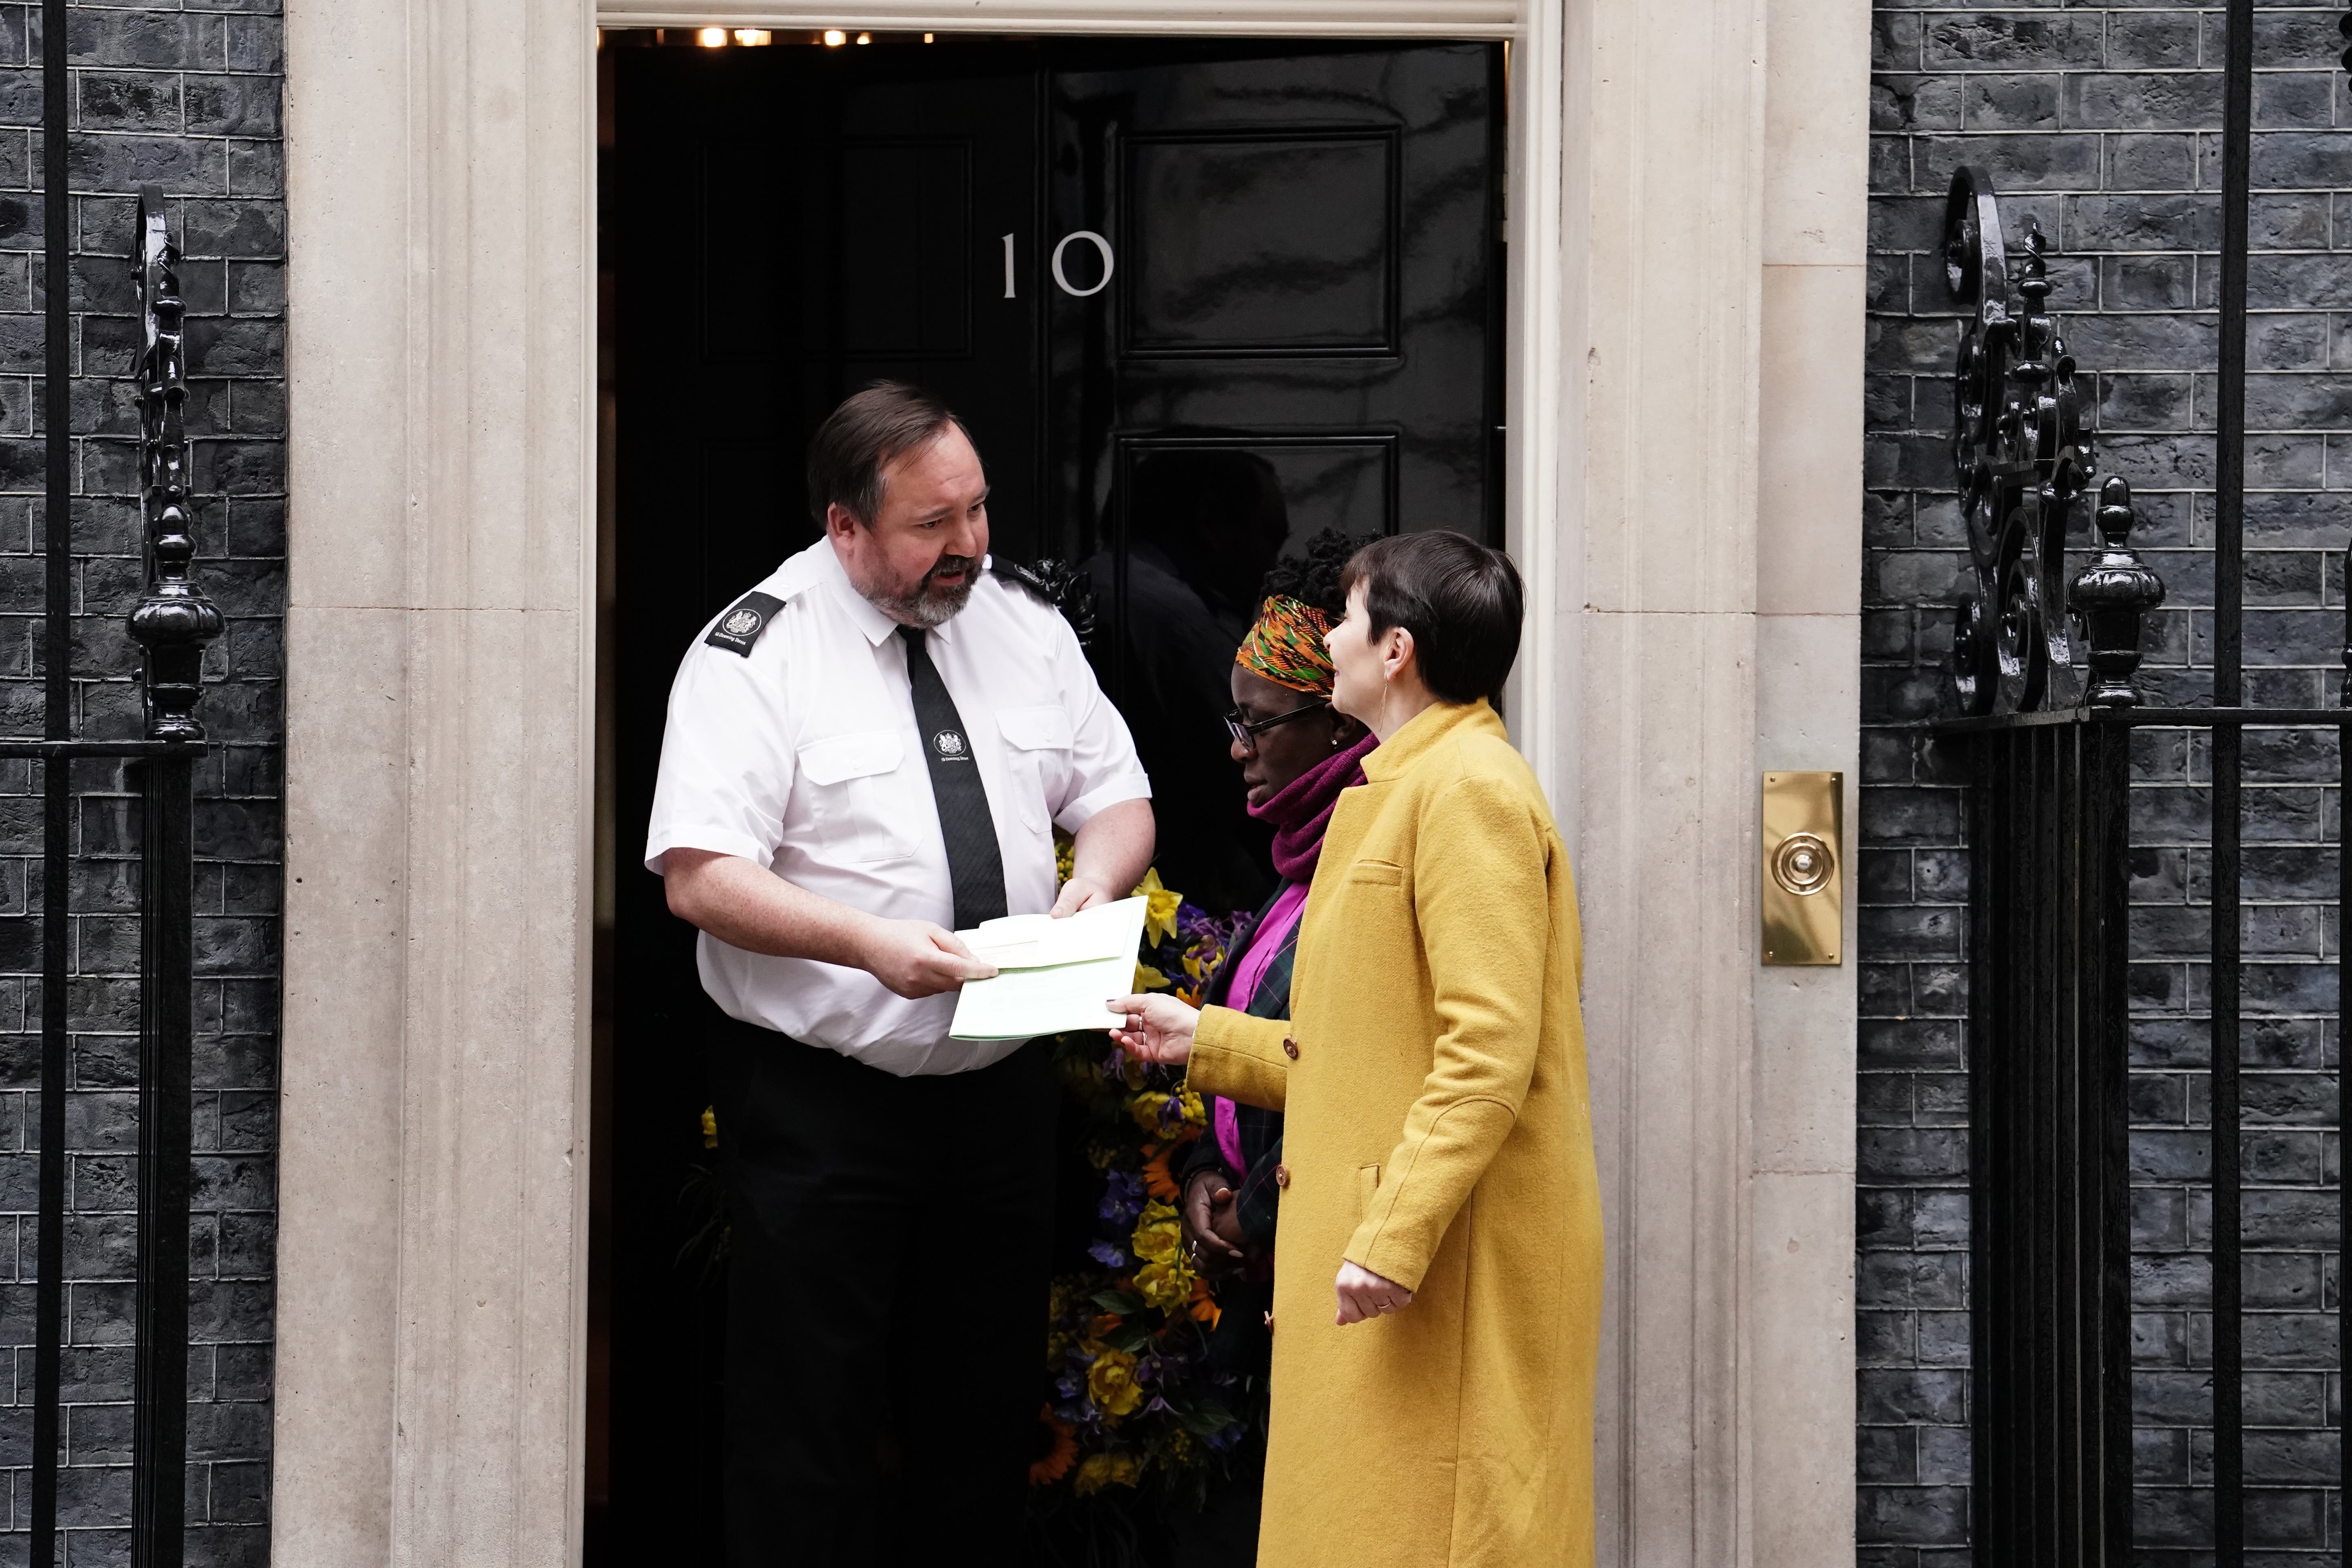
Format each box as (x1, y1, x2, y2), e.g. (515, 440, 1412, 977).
(933, 730, 968, 758)
(704, 590, 784, 656)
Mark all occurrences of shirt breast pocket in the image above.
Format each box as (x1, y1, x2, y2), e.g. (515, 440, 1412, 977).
(795, 731, 912, 865)
(995, 705, 1074, 832)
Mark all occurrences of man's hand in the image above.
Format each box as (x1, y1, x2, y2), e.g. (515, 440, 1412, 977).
(1334, 1261, 1414, 1326)
(1106, 993, 1199, 1063)
(859, 919, 998, 999)
(1180, 1168, 1247, 1276)
(1061, 799, 1154, 919)
(1050, 873, 1118, 918)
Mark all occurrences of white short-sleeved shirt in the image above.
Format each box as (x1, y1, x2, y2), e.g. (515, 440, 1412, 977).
(645, 538, 1152, 1076)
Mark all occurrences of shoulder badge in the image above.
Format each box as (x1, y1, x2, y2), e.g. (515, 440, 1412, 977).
(705, 591, 785, 657)
(989, 557, 1098, 647)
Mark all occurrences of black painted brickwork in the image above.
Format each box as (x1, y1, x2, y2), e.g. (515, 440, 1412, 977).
(1866, 5, 2352, 1564)
(0, 4, 280, 1563)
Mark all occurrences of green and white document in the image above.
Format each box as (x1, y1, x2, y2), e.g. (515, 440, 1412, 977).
(947, 895, 1147, 1042)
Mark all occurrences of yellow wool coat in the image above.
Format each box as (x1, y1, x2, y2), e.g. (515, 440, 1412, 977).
(1187, 699, 1601, 1568)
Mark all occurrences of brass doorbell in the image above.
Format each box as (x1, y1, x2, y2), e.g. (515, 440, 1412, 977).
(1762, 771, 1843, 966)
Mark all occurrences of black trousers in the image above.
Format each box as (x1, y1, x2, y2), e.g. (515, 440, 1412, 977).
(710, 1015, 1056, 1568)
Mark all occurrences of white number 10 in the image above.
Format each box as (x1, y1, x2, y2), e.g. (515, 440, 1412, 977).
(1001, 231, 1117, 300)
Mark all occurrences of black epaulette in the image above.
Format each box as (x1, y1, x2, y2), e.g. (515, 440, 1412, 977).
(705, 591, 785, 657)
(989, 557, 1098, 647)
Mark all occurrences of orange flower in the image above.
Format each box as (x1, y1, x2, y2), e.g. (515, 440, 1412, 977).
(1187, 1275, 1222, 1330)
(1141, 1143, 1181, 1202)
(1029, 1406, 1078, 1485)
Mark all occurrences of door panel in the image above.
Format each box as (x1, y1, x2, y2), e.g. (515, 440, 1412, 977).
(1123, 131, 1397, 355)
(1047, 41, 1501, 912)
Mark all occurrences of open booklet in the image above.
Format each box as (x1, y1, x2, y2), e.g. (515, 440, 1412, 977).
(947, 895, 1148, 1042)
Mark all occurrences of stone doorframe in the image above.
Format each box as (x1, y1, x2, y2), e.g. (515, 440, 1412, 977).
(272, 1, 1866, 1563)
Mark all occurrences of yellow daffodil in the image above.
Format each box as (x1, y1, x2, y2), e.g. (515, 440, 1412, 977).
(1132, 868, 1182, 945)
(1135, 962, 1171, 993)
(1083, 1344, 1144, 1419)
(1134, 1258, 1194, 1311)
(699, 1106, 719, 1149)
(1074, 1452, 1141, 1496)
(1130, 1200, 1182, 1263)
(1129, 1091, 1171, 1134)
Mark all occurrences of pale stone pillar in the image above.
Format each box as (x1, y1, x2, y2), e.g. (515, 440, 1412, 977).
(273, 3, 598, 1566)
(1566, 0, 1866, 1560)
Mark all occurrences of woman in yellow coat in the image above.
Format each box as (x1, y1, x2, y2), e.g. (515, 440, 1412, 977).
(1111, 531, 1602, 1568)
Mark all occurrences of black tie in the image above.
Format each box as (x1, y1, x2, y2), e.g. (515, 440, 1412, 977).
(899, 627, 1008, 930)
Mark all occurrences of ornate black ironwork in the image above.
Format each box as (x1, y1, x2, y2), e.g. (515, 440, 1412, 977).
(126, 185, 222, 740)
(2068, 477, 2167, 708)
(991, 555, 1099, 647)
(1945, 166, 2099, 714)
(1940, 78, 2351, 1564)
(125, 183, 203, 1568)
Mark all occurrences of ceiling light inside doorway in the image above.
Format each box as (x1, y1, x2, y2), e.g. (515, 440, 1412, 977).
(696, 26, 727, 46)
(734, 29, 772, 46)
(823, 28, 846, 45)
(856, 32, 872, 44)
(924, 31, 935, 41)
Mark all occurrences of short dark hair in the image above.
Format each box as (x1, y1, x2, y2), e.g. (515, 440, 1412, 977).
(1340, 531, 1524, 706)
(806, 381, 971, 527)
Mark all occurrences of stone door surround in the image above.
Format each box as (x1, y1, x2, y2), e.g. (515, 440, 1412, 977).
(275, 1, 1865, 1563)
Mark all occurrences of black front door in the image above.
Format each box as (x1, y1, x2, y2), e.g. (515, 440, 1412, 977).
(603, 33, 1500, 1559)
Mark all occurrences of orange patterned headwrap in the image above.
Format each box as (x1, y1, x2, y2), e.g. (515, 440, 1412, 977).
(1235, 595, 1337, 695)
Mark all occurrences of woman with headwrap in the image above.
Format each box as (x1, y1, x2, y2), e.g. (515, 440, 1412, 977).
(1169, 531, 1371, 1566)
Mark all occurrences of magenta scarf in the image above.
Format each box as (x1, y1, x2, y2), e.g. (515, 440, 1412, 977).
(1249, 731, 1377, 881)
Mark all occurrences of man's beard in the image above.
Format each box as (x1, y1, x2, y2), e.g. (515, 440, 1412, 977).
(869, 553, 980, 629)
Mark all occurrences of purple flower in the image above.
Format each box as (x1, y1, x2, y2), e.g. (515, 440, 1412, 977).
(1098, 1168, 1144, 1225)
(1088, 1240, 1127, 1268)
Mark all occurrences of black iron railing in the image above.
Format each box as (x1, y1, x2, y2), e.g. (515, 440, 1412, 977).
(1, 152, 220, 1565)
(1935, 0, 2352, 1545)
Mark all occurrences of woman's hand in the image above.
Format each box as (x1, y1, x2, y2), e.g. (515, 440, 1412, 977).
(1106, 994, 1199, 1063)
(1180, 1168, 1247, 1276)
(1334, 1260, 1414, 1325)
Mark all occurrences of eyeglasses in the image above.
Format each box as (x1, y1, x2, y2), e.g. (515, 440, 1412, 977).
(1222, 700, 1328, 750)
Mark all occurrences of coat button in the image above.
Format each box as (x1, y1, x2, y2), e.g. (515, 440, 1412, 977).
(1274, 1164, 1291, 1189)
(1283, 1037, 1300, 1059)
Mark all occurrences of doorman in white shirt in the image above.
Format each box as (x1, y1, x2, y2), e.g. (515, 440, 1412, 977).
(647, 383, 1155, 1566)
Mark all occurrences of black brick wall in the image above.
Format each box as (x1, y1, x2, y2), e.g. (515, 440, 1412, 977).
(1868, 5, 2348, 1563)
(0, 3, 281, 1562)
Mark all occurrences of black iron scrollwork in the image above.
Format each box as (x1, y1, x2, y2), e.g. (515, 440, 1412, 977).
(1945, 167, 2164, 711)
(991, 555, 1098, 647)
(125, 185, 222, 742)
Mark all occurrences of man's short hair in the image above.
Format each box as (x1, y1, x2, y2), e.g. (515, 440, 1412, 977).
(1339, 531, 1524, 706)
(806, 381, 970, 528)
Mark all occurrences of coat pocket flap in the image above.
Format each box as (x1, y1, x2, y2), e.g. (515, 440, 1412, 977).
(997, 704, 1075, 751)
(1346, 858, 1405, 886)
(796, 730, 902, 785)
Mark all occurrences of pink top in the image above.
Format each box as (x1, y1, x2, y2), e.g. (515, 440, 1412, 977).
(1213, 881, 1310, 1170)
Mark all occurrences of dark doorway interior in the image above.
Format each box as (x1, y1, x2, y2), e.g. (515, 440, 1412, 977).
(594, 30, 1502, 1561)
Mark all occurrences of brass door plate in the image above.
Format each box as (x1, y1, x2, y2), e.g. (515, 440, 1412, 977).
(1762, 771, 1843, 966)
